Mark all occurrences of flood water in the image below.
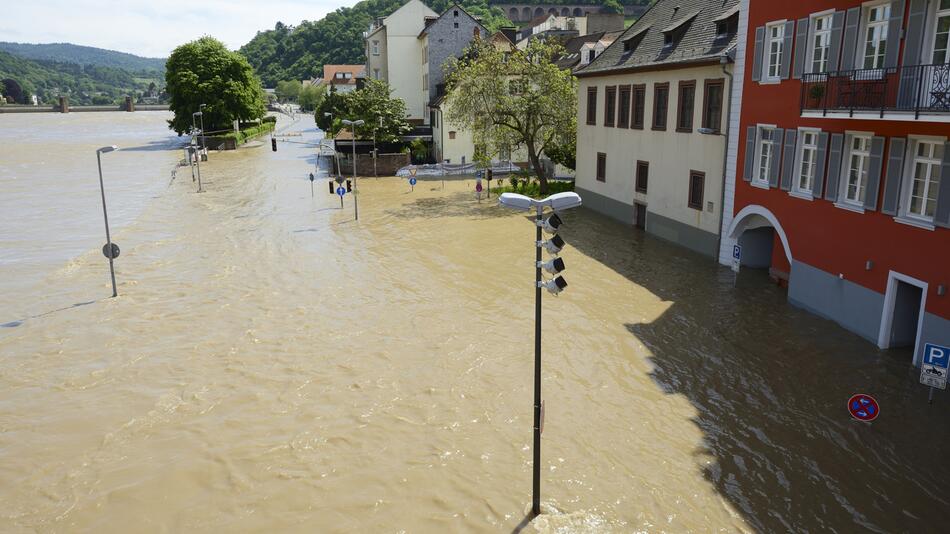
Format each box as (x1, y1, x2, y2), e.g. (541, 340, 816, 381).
(0, 112, 947, 532)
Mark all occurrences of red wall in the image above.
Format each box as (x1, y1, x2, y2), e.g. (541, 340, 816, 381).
(738, 0, 950, 318)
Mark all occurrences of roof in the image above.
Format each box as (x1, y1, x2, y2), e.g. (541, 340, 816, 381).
(554, 30, 624, 70)
(577, 0, 740, 77)
(322, 65, 366, 85)
(527, 13, 555, 28)
(418, 3, 489, 38)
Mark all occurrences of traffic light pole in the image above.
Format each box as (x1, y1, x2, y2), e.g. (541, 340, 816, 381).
(532, 204, 543, 517)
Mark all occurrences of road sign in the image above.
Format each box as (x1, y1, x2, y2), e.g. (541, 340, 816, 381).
(920, 343, 949, 390)
(409, 177, 417, 186)
(102, 243, 120, 259)
(847, 394, 880, 422)
(731, 244, 741, 273)
(409, 166, 417, 177)
(336, 186, 346, 197)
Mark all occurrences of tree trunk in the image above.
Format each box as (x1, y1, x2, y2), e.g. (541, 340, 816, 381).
(525, 141, 549, 195)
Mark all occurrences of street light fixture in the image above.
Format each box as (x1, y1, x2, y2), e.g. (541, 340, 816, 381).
(341, 119, 365, 220)
(95, 145, 120, 297)
(497, 190, 582, 518)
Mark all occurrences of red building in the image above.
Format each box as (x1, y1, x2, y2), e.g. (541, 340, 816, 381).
(725, 0, 950, 365)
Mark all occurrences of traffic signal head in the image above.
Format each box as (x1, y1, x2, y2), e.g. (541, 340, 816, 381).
(271, 138, 277, 152)
(346, 179, 352, 192)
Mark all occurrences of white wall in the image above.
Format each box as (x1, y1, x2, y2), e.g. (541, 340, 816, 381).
(366, 26, 388, 82)
(381, 0, 436, 122)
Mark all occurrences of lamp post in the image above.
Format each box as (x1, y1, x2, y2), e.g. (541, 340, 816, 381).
(498, 191, 582, 518)
(96, 145, 120, 298)
(193, 111, 204, 158)
(198, 104, 206, 151)
(342, 119, 365, 220)
(373, 115, 382, 178)
(191, 127, 203, 193)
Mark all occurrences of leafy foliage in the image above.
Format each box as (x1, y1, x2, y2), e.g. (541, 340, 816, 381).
(444, 39, 576, 194)
(315, 80, 411, 141)
(298, 84, 326, 112)
(0, 42, 165, 72)
(165, 37, 266, 135)
(275, 80, 302, 101)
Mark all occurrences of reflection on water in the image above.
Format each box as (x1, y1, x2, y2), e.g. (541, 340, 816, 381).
(0, 113, 946, 532)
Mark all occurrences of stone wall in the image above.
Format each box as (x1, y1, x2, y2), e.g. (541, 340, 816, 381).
(338, 153, 410, 176)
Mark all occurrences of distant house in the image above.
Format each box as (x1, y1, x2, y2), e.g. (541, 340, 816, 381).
(555, 30, 625, 72)
(320, 65, 366, 93)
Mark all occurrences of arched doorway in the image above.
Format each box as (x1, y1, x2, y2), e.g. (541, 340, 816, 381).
(561, 7, 570, 16)
(522, 7, 531, 20)
(727, 205, 793, 286)
(509, 7, 519, 21)
(534, 7, 544, 17)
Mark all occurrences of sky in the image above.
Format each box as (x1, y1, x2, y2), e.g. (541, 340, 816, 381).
(0, 0, 353, 58)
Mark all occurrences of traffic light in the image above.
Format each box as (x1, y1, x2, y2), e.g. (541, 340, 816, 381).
(346, 179, 352, 192)
(271, 138, 277, 152)
(329, 180, 335, 194)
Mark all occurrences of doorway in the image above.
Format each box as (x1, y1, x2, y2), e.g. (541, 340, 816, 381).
(633, 202, 646, 230)
(878, 271, 928, 364)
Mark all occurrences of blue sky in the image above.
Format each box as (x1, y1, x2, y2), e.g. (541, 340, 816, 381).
(0, 0, 352, 58)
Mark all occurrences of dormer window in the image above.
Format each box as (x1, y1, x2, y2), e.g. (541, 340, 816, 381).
(663, 33, 674, 48)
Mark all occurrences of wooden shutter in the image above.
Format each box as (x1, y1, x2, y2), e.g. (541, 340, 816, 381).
(743, 126, 756, 182)
(793, 18, 809, 79)
(864, 136, 886, 211)
(840, 7, 860, 71)
(828, 11, 846, 72)
(934, 142, 950, 228)
(780, 21, 795, 80)
(899, 0, 928, 107)
(825, 133, 844, 201)
(769, 129, 785, 188)
(885, 0, 905, 69)
(813, 132, 830, 197)
(752, 26, 765, 82)
(780, 130, 798, 191)
(881, 137, 906, 216)
(586, 87, 598, 126)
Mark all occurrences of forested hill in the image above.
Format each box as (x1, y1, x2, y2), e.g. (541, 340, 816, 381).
(0, 42, 165, 72)
(239, 0, 512, 88)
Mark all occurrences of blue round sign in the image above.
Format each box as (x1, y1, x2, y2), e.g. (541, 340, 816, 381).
(336, 186, 346, 197)
(848, 394, 880, 422)
(409, 177, 417, 186)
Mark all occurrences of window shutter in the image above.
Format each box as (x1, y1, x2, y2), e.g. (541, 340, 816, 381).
(840, 7, 860, 71)
(743, 126, 756, 182)
(828, 11, 845, 72)
(752, 26, 765, 82)
(881, 137, 906, 216)
(885, 0, 905, 69)
(813, 132, 830, 197)
(934, 142, 950, 228)
(780, 21, 795, 80)
(781, 130, 798, 191)
(825, 133, 845, 201)
(793, 18, 809, 79)
(864, 136, 886, 211)
(898, 0, 928, 107)
(770, 128, 785, 188)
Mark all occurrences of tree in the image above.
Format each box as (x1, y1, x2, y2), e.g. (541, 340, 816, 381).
(314, 86, 348, 133)
(164, 37, 266, 135)
(545, 118, 576, 172)
(445, 39, 577, 194)
(342, 79, 411, 142)
(298, 83, 326, 112)
(275, 79, 302, 101)
(602, 0, 624, 15)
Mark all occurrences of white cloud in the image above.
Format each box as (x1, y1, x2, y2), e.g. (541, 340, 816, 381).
(1, 0, 352, 58)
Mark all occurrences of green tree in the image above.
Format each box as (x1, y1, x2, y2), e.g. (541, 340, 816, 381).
(298, 83, 326, 112)
(445, 39, 576, 194)
(545, 118, 576, 172)
(165, 37, 266, 135)
(314, 86, 348, 134)
(602, 0, 624, 14)
(275, 79, 302, 101)
(341, 79, 411, 142)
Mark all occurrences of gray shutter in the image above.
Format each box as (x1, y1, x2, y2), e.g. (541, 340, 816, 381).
(934, 142, 950, 228)
(793, 18, 809, 79)
(744, 126, 757, 181)
(752, 27, 765, 82)
(881, 137, 907, 215)
(829, 11, 846, 72)
(780, 21, 795, 80)
(825, 133, 845, 201)
(840, 7, 860, 71)
(781, 129, 798, 191)
(770, 128, 785, 188)
(864, 136, 886, 211)
(899, 0, 928, 107)
(885, 0, 905, 69)
(813, 132, 830, 197)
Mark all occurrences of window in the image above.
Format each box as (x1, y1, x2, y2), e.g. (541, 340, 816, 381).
(702, 79, 724, 132)
(755, 127, 776, 185)
(765, 22, 785, 81)
(688, 171, 705, 210)
(596, 152, 606, 182)
(635, 161, 649, 193)
(423, 46, 427, 63)
(861, 4, 890, 70)
(423, 73, 428, 88)
(372, 41, 379, 55)
(588, 49, 596, 63)
(716, 15, 738, 38)
(449, 131, 456, 140)
(905, 140, 944, 220)
(454, 22, 459, 29)
(652, 83, 669, 131)
(843, 134, 872, 204)
(663, 33, 674, 48)
(373, 68, 380, 79)
(586, 87, 597, 125)
(618, 85, 631, 128)
(676, 80, 695, 132)
(795, 130, 820, 194)
(604, 86, 617, 127)
(632, 85, 645, 129)
(809, 14, 833, 73)
(454, 9, 459, 17)
(932, 0, 950, 64)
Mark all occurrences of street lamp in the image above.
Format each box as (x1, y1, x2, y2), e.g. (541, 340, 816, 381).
(198, 104, 206, 151)
(95, 145, 120, 298)
(190, 127, 203, 193)
(497, 190, 582, 518)
(341, 119, 365, 220)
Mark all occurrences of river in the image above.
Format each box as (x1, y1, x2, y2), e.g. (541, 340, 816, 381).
(0, 112, 947, 532)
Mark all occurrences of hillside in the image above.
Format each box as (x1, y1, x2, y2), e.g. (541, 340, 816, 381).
(0, 42, 165, 73)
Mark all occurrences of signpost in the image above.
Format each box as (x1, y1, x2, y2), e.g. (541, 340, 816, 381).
(920, 343, 949, 403)
(847, 394, 880, 422)
(732, 244, 741, 287)
(309, 173, 315, 197)
(409, 166, 417, 192)
(336, 185, 346, 208)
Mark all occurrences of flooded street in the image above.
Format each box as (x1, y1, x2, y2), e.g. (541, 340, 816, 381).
(1, 112, 948, 532)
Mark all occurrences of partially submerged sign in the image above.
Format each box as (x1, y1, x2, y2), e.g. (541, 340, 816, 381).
(731, 244, 741, 273)
(920, 343, 949, 390)
(102, 243, 120, 260)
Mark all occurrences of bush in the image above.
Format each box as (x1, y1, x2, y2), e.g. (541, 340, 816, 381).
(262, 115, 277, 124)
(217, 121, 276, 144)
(495, 178, 574, 198)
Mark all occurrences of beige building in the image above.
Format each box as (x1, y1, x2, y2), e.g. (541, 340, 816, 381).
(574, 0, 741, 258)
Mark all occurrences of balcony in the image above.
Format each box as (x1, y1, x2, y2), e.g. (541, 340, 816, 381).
(800, 64, 950, 119)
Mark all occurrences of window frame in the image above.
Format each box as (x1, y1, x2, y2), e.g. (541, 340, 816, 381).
(701, 78, 725, 133)
(753, 124, 777, 188)
(898, 136, 946, 225)
(676, 80, 696, 133)
(806, 10, 835, 75)
(839, 131, 874, 208)
(632, 84, 646, 129)
(586, 86, 598, 126)
(372, 40, 380, 56)
(764, 20, 786, 83)
(792, 127, 822, 199)
(596, 152, 607, 182)
(652, 82, 670, 131)
(617, 85, 632, 129)
(635, 160, 649, 193)
(604, 85, 617, 127)
(926, 0, 950, 64)
(688, 170, 705, 210)
(858, 1, 891, 71)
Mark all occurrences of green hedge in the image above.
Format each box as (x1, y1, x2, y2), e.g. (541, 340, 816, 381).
(217, 121, 276, 144)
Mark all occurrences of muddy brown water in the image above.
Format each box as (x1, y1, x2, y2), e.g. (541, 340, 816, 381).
(1, 113, 947, 532)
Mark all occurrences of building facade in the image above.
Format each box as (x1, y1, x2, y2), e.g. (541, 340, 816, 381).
(725, 0, 950, 364)
(575, 0, 742, 258)
(420, 4, 488, 120)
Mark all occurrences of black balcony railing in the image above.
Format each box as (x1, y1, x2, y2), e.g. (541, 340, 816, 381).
(800, 63, 950, 119)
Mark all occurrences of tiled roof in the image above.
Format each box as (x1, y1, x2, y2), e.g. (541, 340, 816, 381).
(576, 0, 740, 77)
(322, 65, 366, 85)
(554, 30, 623, 70)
